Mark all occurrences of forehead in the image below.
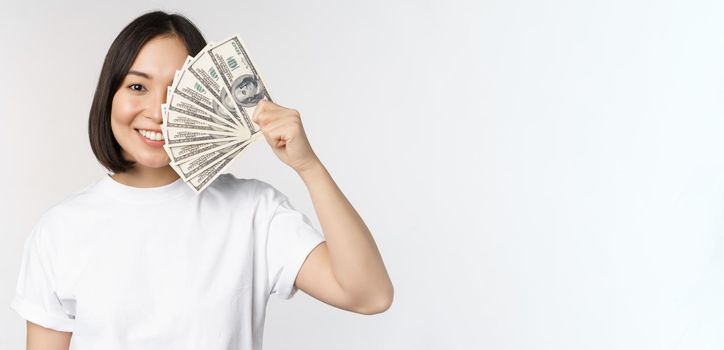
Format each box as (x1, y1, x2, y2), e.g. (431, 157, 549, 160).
(129, 35, 188, 80)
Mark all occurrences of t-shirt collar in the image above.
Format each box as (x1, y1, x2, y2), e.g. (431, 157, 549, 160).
(96, 172, 189, 203)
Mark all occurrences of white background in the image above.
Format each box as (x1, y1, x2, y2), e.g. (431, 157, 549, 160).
(2, 0, 723, 349)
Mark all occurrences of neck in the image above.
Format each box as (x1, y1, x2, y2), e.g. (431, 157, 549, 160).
(111, 165, 180, 188)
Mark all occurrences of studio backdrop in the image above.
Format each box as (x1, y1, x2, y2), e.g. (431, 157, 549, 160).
(1, 0, 723, 349)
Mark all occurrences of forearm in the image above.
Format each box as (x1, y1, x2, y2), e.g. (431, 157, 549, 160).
(297, 160, 393, 303)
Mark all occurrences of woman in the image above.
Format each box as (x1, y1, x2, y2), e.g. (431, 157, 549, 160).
(11, 11, 393, 350)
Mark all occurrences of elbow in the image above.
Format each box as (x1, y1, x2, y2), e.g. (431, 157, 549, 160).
(356, 298, 392, 315)
(356, 284, 394, 315)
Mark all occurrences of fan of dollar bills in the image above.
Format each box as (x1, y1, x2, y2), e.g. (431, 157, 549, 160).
(161, 34, 270, 194)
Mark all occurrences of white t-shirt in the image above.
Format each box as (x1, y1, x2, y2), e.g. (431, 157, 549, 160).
(10, 173, 326, 350)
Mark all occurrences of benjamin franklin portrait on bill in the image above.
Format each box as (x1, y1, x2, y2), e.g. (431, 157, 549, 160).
(212, 97, 235, 123)
(230, 73, 266, 107)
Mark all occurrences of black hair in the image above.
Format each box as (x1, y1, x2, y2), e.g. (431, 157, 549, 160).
(88, 11, 207, 173)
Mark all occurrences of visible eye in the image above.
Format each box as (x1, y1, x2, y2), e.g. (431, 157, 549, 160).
(128, 83, 146, 92)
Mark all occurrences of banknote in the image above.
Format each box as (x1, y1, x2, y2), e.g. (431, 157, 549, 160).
(168, 65, 240, 128)
(165, 87, 239, 131)
(164, 139, 239, 165)
(186, 142, 250, 193)
(170, 140, 246, 181)
(207, 35, 272, 134)
(162, 125, 238, 147)
(161, 34, 271, 193)
(162, 104, 237, 134)
(184, 47, 252, 141)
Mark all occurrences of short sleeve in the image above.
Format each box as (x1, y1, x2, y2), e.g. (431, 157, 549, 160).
(265, 194, 326, 300)
(9, 222, 75, 332)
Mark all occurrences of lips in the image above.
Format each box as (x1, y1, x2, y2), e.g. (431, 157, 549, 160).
(135, 128, 165, 146)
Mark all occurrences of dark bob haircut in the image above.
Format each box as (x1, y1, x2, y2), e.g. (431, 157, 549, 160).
(88, 11, 207, 173)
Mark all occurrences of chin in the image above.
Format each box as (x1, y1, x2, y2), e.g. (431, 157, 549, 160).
(133, 154, 171, 169)
(139, 160, 171, 168)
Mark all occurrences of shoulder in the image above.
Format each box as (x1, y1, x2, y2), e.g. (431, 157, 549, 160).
(36, 181, 100, 230)
(210, 174, 292, 222)
(25, 180, 100, 248)
(212, 173, 287, 203)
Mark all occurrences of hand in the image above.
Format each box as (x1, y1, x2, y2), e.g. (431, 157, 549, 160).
(252, 100, 320, 173)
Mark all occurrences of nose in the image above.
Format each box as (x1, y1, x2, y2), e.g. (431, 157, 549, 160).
(145, 91, 165, 124)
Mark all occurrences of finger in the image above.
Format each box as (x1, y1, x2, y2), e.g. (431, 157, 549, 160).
(260, 99, 284, 110)
(255, 109, 300, 128)
(252, 100, 269, 124)
(253, 109, 279, 127)
(264, 122, 298, 148)
(263, 119, 292, 141)
(261, 116, 293, 132)
(252, 100, 283, 123)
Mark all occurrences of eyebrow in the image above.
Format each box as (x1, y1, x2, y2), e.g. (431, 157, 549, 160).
(127, 70, 152, 79)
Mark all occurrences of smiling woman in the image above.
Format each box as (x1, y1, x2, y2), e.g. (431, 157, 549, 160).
(12, 6, 392, 350)
(88, 12, 206, 188)
(11, 9, 392, 350)
(110, 36, 187, 179)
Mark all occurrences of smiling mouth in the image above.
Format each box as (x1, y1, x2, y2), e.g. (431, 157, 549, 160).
(135, 128, 165, 142)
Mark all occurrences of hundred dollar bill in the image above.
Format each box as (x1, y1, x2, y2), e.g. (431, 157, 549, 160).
(185, 47, 252, 141)
(165, 87, 238, 131)
(162, 118, 261, 156)
(162, 104, 236, 135)
(162, 125, 237, 147)
(170, 140, 247, 181)
(169, 63, 241, 129)
(165, 139, 240, 165)
(162, 122, 261, 166)
(208, 35, 272, 134)
(186, 142, 250, 193)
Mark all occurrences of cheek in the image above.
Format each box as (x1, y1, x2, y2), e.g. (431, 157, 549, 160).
(110, 91, 141, 126)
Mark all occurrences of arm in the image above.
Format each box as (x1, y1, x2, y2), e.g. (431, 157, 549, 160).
(27, 321, 71, 350)
(253, 101, 394, 314)
(296, 161, 394, 313)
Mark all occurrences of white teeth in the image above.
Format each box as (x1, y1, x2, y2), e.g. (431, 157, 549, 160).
(138, 129, 164, 141)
